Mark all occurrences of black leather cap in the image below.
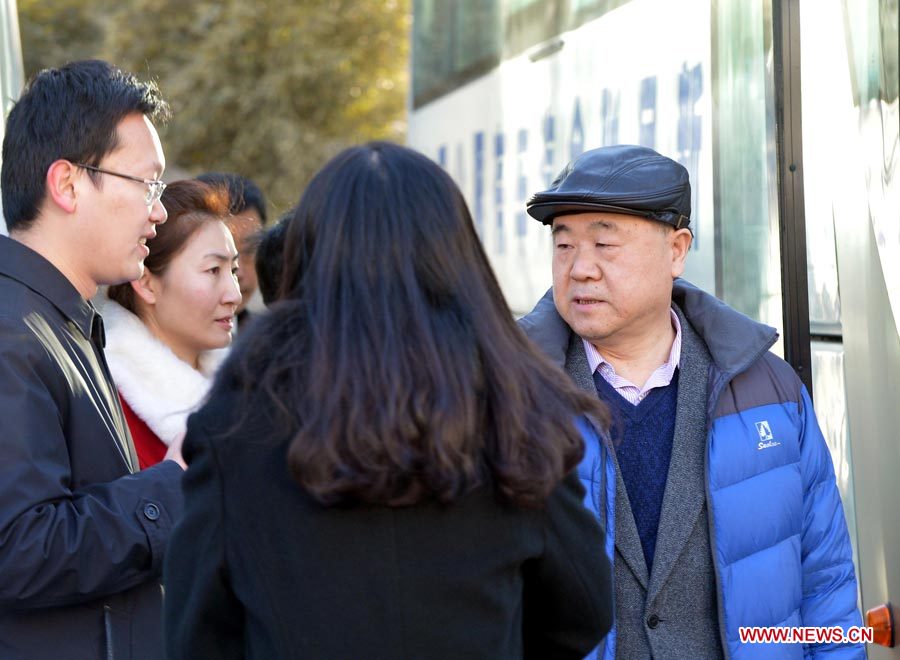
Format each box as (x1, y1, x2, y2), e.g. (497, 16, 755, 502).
(526, 145, 691, 228)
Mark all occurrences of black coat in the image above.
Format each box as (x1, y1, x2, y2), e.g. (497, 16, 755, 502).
(164, 386, 613, 659)
(0, 236, 184, 659)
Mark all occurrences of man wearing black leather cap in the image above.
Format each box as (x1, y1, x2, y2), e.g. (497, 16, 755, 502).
(519, 145, 863, 659)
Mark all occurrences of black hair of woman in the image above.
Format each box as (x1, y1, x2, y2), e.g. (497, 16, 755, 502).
(216, 141, 609, 508)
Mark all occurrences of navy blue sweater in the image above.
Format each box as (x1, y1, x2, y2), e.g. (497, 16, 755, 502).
(593, 369, 679, 569)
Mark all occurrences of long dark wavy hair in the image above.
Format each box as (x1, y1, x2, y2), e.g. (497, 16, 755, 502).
(219, 142, 609, 508)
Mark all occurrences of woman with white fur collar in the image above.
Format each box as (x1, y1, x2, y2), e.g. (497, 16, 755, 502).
(104, 179, 241, 469)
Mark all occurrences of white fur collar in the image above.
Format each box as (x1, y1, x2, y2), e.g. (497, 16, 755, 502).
(100, 298, 228, 446)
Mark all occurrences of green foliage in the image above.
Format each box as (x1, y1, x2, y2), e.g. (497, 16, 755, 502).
(18, 0, 113, 78)
(18, 0, 410, 213)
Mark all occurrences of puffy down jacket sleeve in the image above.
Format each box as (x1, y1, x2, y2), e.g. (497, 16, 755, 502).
(798, 386, 865, 658)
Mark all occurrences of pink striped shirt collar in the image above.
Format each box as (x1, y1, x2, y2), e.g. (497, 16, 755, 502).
(582, 309, 682, 406)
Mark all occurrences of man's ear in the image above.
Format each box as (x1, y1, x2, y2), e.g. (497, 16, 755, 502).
(45, 160, 80, 214)
(670, 228, 693, 278)
(130, 270, 158, 306)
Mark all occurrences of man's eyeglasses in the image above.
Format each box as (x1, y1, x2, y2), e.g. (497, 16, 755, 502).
(77, 163, 166, 206)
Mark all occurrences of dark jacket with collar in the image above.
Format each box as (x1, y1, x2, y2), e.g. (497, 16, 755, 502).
(520, 279, 863, 659)
(163, 352, 613, 660)
(0, 235, 184, 660)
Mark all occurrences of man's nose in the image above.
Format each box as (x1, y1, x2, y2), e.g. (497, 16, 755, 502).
(570, 248, 601, 280)
(150, 198, 168, 225)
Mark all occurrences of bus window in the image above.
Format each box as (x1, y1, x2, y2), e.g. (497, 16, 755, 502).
(569, 0, 632, 29)
(412, 0, 500, 109)
(504, 0, 565, 59)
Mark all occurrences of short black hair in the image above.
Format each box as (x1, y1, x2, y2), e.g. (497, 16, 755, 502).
(1, 60, 171, 232)
(196, 172, 267, 225)
(253, 213, 289, 305)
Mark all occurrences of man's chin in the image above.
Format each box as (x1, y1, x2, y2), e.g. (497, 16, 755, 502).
(102, 263, 144, 287)
(129, 260, 146, 281)
(568, 319, 614, 344)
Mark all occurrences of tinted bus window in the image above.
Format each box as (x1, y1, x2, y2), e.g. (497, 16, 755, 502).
(412, 0, 500, 108)
(504, 0, 565, 58)
(569, 0, 632, 28)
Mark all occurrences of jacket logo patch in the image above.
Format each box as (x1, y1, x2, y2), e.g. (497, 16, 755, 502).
(755, 420, 780, 449)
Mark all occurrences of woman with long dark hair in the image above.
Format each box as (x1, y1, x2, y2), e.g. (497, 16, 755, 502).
(164, 142, 613, 659)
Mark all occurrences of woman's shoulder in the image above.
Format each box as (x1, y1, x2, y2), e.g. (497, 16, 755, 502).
(189, 372, 286, 454)
(198, 302, 307, 427)
(191, 382, 260, 431)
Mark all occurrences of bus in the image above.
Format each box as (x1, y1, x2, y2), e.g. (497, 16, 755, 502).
(408, 0, 898, 654)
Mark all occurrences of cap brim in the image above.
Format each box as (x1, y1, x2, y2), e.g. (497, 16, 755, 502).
(526, 201, 651, 225)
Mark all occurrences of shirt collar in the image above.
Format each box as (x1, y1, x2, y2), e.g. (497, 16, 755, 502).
(584, 308, 682, 376)
(0, 235, 100, 343)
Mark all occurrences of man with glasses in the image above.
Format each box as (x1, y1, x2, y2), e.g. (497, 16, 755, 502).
(77, 162, 168, 206)
(0, 60, 184, 659)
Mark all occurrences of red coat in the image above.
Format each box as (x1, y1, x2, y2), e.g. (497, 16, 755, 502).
(120, 395, 168, 470)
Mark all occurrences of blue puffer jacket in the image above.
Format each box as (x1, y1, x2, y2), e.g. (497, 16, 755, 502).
(523, 279, 864, 659)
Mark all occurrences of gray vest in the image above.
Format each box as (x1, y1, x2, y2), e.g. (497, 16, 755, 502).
(564, 306, 725, 660)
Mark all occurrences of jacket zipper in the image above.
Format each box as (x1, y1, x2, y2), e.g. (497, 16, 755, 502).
(704, 331, 777, 659)
(704, 403, 731, 660)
